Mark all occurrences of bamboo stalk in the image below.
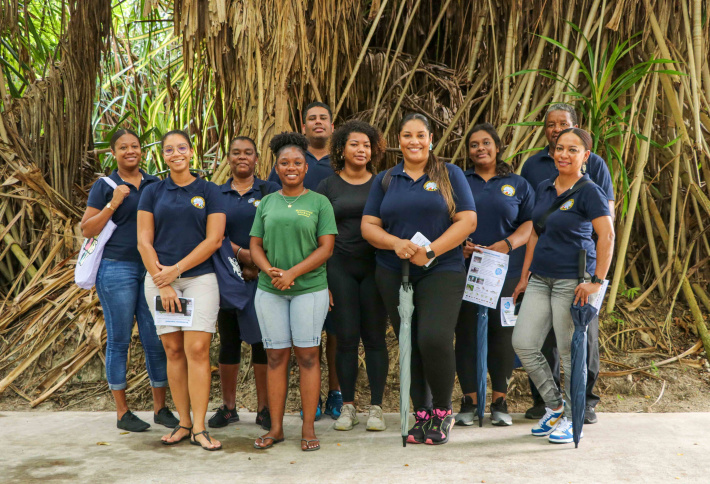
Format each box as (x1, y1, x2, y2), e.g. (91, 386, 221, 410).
(607, 71, 659, 312)
(639, 185, 665, 295)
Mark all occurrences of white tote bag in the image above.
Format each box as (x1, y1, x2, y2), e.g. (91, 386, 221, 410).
(74, 177, 119, 289)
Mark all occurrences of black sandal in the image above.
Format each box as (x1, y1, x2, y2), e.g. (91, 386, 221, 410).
(301, 438, 320, 452)
(190, 430, 222, 451)
(161, 425, 192, 446)
(253, 435, 285, 450)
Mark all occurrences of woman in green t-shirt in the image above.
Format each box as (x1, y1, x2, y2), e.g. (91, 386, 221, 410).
(250, 132, 338, 452)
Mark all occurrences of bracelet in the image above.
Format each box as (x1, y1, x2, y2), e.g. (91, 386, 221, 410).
(175, 263, 181, 278)
(503, 238, 513, 253)
(236, 247, 243, 261)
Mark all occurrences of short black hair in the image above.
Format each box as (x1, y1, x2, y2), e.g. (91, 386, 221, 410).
(161, 129, 192, 149)
(330, 120, 386, 173)
(269, 132, 309, 159)
(110, 128, 140, 150)
(229, 136, 258, 155)
(302, 102, 332, 124)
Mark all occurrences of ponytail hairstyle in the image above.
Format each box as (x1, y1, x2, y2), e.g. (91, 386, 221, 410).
(399, 113, 456, 218)
(466, 123, 512, 177)
(109, 128, 140, 150)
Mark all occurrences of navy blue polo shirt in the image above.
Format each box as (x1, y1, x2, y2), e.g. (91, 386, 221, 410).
(137, 176, 227, 278)
(530, 174, 611, 279)
(267, 151, 334, 190)
(221, 177, 280, 248)
(464, 169, 534, 279)
(520, 147, 615, 200)
(86, 169, 159, 263)
(363, 162, 476, 276)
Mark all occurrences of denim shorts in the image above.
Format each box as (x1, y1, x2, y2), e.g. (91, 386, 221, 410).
(254, 288, 329, 349)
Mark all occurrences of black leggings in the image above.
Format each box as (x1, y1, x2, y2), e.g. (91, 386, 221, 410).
(376, 265, 465, 410)
(217, 308, 267, 365)
(327, 253, 388, 405)
(455, 278, 517, 395)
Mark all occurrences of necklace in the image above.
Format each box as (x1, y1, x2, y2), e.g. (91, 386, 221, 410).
(232, 179, 253, 194)
(280, 188, 307, 208)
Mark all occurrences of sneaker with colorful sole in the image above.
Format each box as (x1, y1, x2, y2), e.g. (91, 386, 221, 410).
(531, 405, 564, 437)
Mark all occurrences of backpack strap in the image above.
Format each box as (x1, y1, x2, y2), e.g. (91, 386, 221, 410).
(258, 181, 269, 199)
(533, 179, 592, 236)
(101, 176, 118, 189)
(381, 167, 394, 194)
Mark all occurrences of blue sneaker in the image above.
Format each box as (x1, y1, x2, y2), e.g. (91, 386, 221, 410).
(531, 405, 563, 436)
(324, 390, 343, 419)
(300, 398, 323, 421)
(548, 417, 581, 444)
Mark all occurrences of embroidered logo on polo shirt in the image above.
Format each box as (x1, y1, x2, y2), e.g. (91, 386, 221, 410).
(423, 181, 439, 191)
(560, 199, 574, 211)
(253, 200, 261, 207)
(248, 198, 255, 204)
(191, 196, 206, 209)
(501, 185, 515, 196)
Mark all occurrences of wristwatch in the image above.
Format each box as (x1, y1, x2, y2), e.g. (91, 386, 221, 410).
(106, 202, 115, 212)
(425, 245, 435, 259)
(590, 275, 603, 284)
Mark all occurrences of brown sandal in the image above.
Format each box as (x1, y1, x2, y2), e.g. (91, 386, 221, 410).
(190, 430, 222, 451)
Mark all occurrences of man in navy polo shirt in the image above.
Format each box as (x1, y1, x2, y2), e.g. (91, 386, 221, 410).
(268, 102, 341, 419)
(520, 103, 614, 425)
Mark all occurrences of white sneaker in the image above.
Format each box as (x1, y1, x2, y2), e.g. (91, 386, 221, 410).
(548, 417, 582, 444)
(366, 405, 387, 431)
(334, 403, 359, 431)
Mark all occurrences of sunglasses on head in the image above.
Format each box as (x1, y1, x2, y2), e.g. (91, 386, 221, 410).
(163, 145, 190, 156)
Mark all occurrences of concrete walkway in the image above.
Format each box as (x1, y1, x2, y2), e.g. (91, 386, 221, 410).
(1, 411, 708, 483)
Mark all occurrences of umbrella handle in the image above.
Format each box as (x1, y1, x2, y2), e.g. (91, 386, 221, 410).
(402, 259, 410, 285)
(577, 250, 587, 284)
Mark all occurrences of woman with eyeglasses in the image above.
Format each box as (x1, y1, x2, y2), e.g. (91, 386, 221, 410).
(138, 130, 227, 451)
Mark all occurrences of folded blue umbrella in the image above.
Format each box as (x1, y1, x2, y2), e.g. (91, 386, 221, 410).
(398, 260, 414, 447)
(476, 304, 488, 427)
(570, 249, 597, 448)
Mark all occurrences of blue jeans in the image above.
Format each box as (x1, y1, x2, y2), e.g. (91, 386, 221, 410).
(96, 259, 168, 391)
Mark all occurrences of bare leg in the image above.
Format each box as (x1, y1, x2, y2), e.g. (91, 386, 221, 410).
(254, 348, 290, 448)
(254, 364, 268, 411)
(218, 363, 239, 409)
(325, 334, 339, 392)
(152, 387, 167, 414)
(467, 390, 506, 405)
(113, 390, 129, 419)
(294, 346, 321, 450)
(160, 332, 191, 443)
(184, 331, 220, 449)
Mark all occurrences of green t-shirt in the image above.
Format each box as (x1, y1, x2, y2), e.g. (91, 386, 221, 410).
(250, 190, 338, 296)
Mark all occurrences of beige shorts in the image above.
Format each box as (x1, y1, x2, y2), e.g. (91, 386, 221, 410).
(144, 272, 220, 335)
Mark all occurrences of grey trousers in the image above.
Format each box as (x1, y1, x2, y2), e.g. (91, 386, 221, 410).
(512, 275, 597, 410)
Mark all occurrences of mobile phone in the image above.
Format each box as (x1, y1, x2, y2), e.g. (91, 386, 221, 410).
(155, 296, 189, 315)
(514, 294, 524, 316)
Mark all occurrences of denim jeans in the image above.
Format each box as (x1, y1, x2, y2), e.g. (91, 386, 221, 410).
(512, 275, 597, 410)
(254, 288, 329, 349)
(96, 259, 168, 390)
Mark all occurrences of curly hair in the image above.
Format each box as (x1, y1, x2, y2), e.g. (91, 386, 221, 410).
(269, 132, 309, 159)
(329, 120, 386, 173)
(466, 123, 512, 177)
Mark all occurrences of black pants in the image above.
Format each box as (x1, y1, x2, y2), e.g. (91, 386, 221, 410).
(327, 253, 388, 405)
(377, 265, 465, 410)
(530, 314, 600, 407)
(217, 308, 267, 365)
(455, 278, 517, 395)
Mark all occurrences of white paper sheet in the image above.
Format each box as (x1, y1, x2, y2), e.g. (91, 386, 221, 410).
(590, 279, 609, 313)
(154, 296, 194, 327)
(462, 248, 509, 309)
(410, 232, 435, 267)
(500, 297, 517, 326)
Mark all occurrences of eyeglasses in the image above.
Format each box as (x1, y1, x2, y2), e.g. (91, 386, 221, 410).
(163, 145, 190, 156)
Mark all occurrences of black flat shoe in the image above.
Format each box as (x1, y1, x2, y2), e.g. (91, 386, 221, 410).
(117, 411, 150, 432)
(154, 407, 180, 428)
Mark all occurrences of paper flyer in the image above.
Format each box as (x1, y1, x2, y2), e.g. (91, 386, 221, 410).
(154, 296, 194, 327)
(462, 248, 509, 309)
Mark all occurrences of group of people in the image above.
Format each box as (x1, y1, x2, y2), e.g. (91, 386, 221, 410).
(81, 100, 615, 452)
